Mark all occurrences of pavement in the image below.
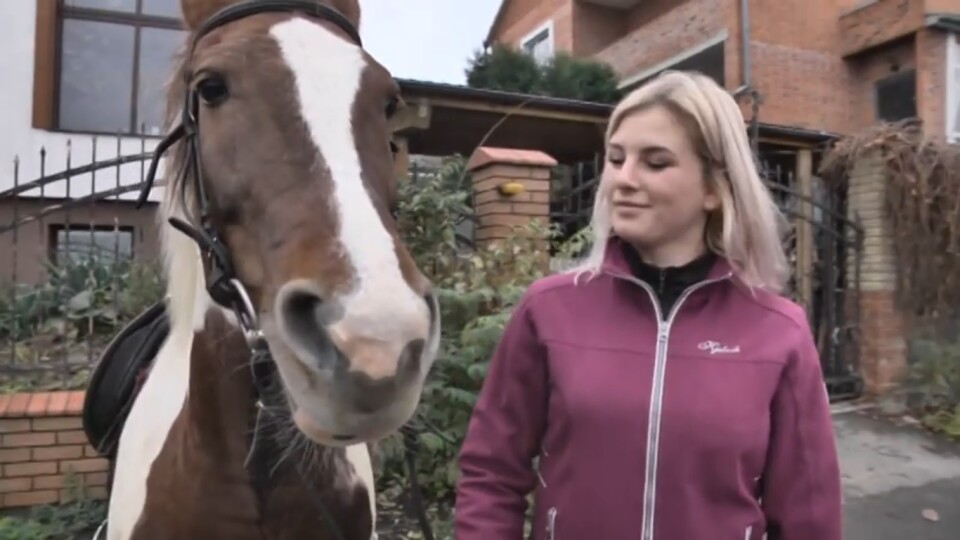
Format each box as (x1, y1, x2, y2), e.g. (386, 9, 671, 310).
(835, 403, 960, 539)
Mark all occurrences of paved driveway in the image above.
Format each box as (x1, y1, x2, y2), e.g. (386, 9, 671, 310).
(835, 406, 960, 539)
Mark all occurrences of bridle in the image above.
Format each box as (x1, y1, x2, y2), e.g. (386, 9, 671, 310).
(132, 1, 434, 539)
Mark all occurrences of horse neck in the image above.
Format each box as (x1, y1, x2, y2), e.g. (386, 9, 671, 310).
(180, 311, 374, 539)
(182, 310, 259, 466)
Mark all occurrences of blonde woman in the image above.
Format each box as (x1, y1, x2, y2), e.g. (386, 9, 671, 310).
(453, 70, 842, 540)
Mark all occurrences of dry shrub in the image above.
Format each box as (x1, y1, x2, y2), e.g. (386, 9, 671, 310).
(820, 119, 960, 327)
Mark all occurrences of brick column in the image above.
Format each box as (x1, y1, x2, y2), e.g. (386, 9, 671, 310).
(465, 147, 555, 245)
(846, 151, 907, 396)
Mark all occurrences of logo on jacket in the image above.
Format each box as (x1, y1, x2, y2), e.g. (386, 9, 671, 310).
(698, 340, 740, 355)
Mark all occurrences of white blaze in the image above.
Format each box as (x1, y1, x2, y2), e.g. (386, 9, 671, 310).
(270, 18, 428, 343)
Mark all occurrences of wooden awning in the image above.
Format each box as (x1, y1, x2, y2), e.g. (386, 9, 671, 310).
(393, 79, 611, 164)
(391, 79, 841, 165)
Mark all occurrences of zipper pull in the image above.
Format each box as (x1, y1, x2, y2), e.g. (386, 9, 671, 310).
(658, 268, 666, 294)
(547, 507, 558, 539)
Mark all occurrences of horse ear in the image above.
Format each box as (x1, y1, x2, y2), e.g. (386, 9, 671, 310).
(178, 0, 361, 33)
(180, 0, 236, 30)
(326, 0, 361, 30)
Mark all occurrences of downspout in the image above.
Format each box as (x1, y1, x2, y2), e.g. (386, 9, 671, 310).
(736, 0, 761, 157)
(741, 0, 751, 88)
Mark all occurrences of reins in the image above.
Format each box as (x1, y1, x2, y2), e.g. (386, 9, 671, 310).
(132, 2, 435, 539)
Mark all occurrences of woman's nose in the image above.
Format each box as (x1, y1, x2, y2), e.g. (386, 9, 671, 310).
(610, 159, 641, 190)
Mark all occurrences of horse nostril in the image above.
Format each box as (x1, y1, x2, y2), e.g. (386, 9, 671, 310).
(277, 284, 345, 371)
(398, 338, 425, 378)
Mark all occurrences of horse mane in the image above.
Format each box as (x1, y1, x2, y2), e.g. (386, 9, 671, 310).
(151, 33, 209, 345)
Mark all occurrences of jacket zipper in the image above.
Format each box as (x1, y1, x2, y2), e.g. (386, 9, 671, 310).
(546, 507, 558, 540)
(744, 525, 752, 540)
(608, 270, 732, 540)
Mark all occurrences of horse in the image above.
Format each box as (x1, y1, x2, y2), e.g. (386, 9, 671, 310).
(80, 1, 441, 538)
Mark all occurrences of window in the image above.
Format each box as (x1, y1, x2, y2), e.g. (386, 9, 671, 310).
(55, 0, 186, 135)
(947, 34, 960, 142)
(521, 21, 553, 65)
(874, 70, 917, 123)
(50, 224, 135, 265)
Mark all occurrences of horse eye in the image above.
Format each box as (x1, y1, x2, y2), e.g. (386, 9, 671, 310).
(196, 75, 229, 106)
(385, 97, 398, 118)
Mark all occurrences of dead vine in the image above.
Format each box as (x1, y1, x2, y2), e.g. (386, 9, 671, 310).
(819, 119, 960, 327)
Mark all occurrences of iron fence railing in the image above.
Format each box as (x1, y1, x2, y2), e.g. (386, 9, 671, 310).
(1, 133, 165, 392)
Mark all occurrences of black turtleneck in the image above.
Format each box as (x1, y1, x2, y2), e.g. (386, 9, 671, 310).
(621, 242, 716, 320)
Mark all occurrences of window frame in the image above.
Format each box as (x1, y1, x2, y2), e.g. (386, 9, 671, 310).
(48, 222, 137, 265)
(873, 69, 917, 124)
(946, 33, 960, 143)
(34, 0, 185, 137)
(520, 20, 554, 65)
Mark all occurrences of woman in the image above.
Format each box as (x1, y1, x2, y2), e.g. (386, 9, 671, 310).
(453, 70, 842, 540)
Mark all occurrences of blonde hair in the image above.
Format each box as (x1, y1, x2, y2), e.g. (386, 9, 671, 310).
(569, 70, 790, 293)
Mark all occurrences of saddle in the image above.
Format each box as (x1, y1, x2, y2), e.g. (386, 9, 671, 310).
(82, 301, 170, 460)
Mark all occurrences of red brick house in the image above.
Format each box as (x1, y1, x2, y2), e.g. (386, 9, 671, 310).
(484, 0, 960, 397)
(484, 0, 960, 142)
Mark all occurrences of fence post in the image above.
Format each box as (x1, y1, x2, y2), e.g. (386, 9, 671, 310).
(846, 150, 906, 396)
(465, 147, 555, 247)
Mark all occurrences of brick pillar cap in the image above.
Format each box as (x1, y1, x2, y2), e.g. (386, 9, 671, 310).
(466, 147, 558, 171)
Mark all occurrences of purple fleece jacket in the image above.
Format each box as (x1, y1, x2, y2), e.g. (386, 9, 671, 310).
(453, 237, 843, 539)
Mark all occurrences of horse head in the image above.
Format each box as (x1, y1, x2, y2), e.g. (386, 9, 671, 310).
(153, 0, 440, 447)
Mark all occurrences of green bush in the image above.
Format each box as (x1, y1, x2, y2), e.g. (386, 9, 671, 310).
(908, 324, 960, 439)
(0, 257, 164, 343)
(465, 45, 622, 104)
(374, 155, 590, 507)
(0, 477, 106, 539)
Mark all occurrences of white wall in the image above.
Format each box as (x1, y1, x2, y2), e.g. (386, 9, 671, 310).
(0, 1, 167, 202)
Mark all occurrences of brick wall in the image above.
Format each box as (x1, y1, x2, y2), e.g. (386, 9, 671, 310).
(490, 0, 574, 53)
(918, 28, 949, 142)
(845, 152, 907, 395)
(592, 0, 737, 86)
(0, 391, 109, 509)
(488, 0, 952, 139)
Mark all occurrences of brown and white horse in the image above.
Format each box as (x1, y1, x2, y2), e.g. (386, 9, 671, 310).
(102, 0, 439, 538)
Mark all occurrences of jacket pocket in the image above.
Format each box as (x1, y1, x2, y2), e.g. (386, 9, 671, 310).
(546, 507, 558, 540)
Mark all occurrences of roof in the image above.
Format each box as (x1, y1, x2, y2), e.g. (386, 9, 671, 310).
(395, 78, 612, 163)
(392, 78, 839, 161)
(397, 78, 614, 117)
(482, 0, 510, 48)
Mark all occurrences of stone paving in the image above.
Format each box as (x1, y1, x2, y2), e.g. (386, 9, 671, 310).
(835, 406, 960, 539)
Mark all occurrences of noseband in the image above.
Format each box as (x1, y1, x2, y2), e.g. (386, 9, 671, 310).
(132, 2, 433, 539)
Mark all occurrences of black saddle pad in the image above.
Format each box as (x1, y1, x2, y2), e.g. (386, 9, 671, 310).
(82, 301, 170, 459)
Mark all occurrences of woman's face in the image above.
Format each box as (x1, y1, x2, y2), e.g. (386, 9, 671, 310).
(604, 104, 719, 256)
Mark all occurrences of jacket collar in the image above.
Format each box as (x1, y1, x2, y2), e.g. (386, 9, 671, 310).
(599, 235, 734, 283)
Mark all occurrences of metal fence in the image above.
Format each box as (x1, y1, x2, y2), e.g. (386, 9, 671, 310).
(759, 159, 864, 400)
(0, 133, 165, 392)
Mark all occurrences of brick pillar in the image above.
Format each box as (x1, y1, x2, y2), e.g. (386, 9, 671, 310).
(465, 147, 555, 246)
(846, 151, 906, 396)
